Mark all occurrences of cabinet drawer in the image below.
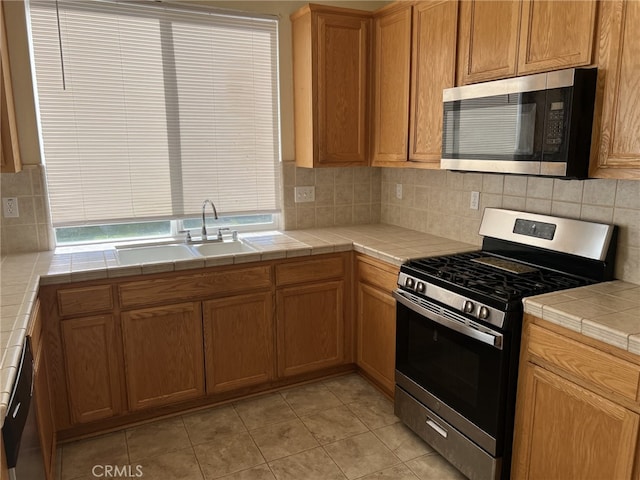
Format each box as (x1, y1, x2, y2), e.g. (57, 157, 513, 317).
(58, 285, 114, 317)
(276, 255, 345, 286)
(528, 324, 640, 403)
(357, 258, 398, 293)
(119, 265, 271, 309)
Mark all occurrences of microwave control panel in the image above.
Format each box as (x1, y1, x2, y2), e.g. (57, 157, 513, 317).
(545, 101, 565, 151)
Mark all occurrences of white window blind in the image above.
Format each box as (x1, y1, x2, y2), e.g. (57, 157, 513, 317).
(28, 0, 281, 227)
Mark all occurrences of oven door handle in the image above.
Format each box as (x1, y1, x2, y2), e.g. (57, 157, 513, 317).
(393, 290, 503, 350)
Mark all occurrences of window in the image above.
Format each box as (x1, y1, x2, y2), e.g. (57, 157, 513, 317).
(27, 0, 281, 244)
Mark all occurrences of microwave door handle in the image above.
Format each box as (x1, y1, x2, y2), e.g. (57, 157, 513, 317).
(393, 290, 503, 350)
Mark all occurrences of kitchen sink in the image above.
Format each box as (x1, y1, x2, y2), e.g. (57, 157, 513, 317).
(115, 239, 256, 265)
(190, 240, 256, 257)
(116, 244, 198, 265)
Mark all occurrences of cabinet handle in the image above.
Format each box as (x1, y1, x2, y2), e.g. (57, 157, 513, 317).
(426, 417, 448, 438)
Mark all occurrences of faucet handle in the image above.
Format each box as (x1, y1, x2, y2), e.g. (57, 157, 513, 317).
(178, 230, 192, 243)
(217, 227, 230, 241)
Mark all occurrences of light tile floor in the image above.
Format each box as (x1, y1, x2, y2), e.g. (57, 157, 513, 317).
(57, 374, 466, 480)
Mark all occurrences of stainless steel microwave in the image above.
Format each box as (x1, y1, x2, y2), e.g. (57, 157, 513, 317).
(441, 68, 597, 178)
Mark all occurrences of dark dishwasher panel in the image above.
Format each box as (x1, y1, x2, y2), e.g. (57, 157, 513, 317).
(2, 338, 33, 469)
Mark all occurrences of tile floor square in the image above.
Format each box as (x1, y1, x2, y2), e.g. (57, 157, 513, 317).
(183, 405, 247, 446)
(126, 416, 191, 462)
(233, 393, 297, 430)
(280, 382, 342, 416)
(193, 431, 265, 480)
(300, 405, 368, 445)
(61, 431, 129, 480)
(324, 431, 400, 479)
(268, 447, 346, 480)
(249, 418, 319, 461)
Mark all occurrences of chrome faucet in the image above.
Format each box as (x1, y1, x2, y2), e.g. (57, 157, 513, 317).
(201, 199, 218, 239)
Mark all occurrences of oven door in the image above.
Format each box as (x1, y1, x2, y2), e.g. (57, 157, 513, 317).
(394, 290, 511, 455)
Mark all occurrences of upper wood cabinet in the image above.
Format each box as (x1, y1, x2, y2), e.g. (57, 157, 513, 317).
(1, 1, 22, 173)
(590, 0, 640, 179)
(291, 5, 370, 168)
(370, 3, 412, 165)
(409, 1, 458, 164)
(458, 0, 597, 85)
(371, 1, 458, 168)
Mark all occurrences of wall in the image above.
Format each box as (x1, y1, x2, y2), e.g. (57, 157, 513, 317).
(380, 168, 640, 284)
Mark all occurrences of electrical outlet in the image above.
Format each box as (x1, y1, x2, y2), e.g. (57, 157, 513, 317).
(396, 183, 403, 200)
(2, 197, 19, 218)
(294, 186, 315, 203)
(470, 191, 480, 210)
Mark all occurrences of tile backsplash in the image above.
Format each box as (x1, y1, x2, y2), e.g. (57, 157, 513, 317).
(2, 162, 638, 285)
(281, 161, 381, 230)
(380, 168, 640, 284)
(0, 165, 53, 255)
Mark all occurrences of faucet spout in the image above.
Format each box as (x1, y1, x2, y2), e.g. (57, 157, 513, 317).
(201, 199, 219, 238)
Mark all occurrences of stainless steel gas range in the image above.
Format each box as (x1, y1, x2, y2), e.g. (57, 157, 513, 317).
(393, 208, 617, 480)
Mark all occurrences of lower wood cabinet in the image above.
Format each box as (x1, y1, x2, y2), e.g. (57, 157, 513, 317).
(121, 302, 205, 411)
(34, 345, 56, 480)
(355, 255, 398, 395)
(512, 316, 640, 479)
(61, 315, 123, 423)
(203, 292, 274, 394)
(276, 280, 345, 377)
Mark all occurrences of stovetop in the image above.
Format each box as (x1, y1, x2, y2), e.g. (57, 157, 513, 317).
(402, 250, 594, 311)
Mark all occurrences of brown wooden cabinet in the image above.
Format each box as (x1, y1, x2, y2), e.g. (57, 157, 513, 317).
(203, 292, 274, 394)
(275, 254, 349, 377)
(512, 316, 640, 479)
(370, 3, 412, 165)
(409, 0, 458, 165)
(121, 302, 205, 411)
(60, 315, 123, 423)
(1, 1, 22, 173)
(371, 1, 458, 168)
(28, 299, 56, 480)
(458, 0, 596, 85)
(291, 4, 370, 167)
(590, 0, 640, 179)
(355, 255, 399, 396)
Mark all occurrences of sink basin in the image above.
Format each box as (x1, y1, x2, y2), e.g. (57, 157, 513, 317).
(116, 244, 197, 265)
(190, 240, 256, 257)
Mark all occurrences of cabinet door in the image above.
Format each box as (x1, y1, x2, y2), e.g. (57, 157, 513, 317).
(61, 315, 122, 423)
(356, 282, 396, 394)
(371, 4, 412, 165)
(276, 281, 345, 377)
(203, 292, 274, 394)
(409, 0, 458, 164)
(317, 13, 369, 166)
(517, 0, 596, 75)
(34, 348, 55, 479)
(122, 303, 204, 411)
(458, 0, 521, 84)
(512, 363, 639, 480)
(1, 1, 22, 173)
(590, 0, 640, 179)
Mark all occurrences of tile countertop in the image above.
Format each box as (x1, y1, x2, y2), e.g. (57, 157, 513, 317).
(0, 224, 478, 426)
(523, 281, 640, 355)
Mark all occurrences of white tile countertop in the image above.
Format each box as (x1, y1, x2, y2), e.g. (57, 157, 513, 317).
(0, 224, 477, 426)
(524, 281, 640, 354)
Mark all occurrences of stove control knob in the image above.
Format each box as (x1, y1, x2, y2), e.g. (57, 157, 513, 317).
(405, 277, 415, 289)
(416, 282, 426, 294)
(463, 300, 475, 314)
(478, 306, 490, 320)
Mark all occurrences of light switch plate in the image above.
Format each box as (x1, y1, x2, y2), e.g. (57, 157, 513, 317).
(470, 191, 480, 210)
(295, 186, 315, 203)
